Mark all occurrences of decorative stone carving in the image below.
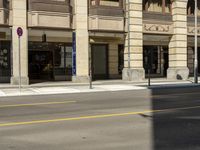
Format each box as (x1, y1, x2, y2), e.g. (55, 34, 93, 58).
(143, 23, 173, 34)
(188, 26, 200, 35)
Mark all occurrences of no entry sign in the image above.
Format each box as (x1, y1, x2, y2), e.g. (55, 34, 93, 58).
(17, 27, 23, 37)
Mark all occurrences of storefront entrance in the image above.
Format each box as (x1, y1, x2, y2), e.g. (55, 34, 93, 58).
(143, 46, 168, 78)
(92, 44, 108, 80)
(28, 42, 72, 83)
(29, 51, 53, 80)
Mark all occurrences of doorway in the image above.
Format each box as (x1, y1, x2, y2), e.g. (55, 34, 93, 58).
(92, 44, 108, 80)
(143, 46, 168, 78)
(28, 42, 72, 83)
(29, 50, 53, 81)
(187, 47, 200, 76)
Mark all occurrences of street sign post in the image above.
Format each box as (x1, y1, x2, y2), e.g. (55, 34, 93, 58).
(17, 27, 23, 92)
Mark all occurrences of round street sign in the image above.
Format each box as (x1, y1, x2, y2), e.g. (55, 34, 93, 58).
(17, 27, 23, 37)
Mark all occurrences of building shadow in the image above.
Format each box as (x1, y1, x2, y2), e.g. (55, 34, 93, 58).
(150, 86, 200, 150)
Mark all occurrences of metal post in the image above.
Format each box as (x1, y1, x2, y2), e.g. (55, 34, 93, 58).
(194, 0, 198, 83)
(127, 0, 130, 69)
(148, 68, 151, 87)
(89, 44, 92, 89)
(148, 50, 151, 87)
(18, 36, 21, 92)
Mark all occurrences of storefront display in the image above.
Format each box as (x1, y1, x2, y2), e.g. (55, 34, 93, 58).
(0, 41, 11, 83)
(28, 42, 72, 82)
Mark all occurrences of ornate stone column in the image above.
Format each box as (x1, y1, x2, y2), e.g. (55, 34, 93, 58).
(72, 0, 89, 82)
(167, 0, 189, 80)
(11, 0, 29, 85)
(122, 0, 144, 81)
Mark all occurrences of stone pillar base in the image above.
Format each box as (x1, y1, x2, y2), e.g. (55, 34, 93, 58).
(11, 77, 29, 85)
(167, 67, 189, 80)
(122, 68, 145, 81)
(72, 76, 89, 83)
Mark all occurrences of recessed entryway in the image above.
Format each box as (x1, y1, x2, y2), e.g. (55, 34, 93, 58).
(92, 44, 108, 80)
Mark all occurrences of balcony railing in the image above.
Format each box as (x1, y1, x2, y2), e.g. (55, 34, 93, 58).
(89, 4, 124, 31)
(28, 0, 72, 29)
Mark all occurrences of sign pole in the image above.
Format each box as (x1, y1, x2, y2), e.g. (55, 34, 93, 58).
(18, 36, 21, 92)
(17, 27, 23, 92)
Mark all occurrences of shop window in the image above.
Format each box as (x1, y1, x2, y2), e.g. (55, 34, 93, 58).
(28, 42, 72, 81)
(0, 41, 11, 82)
(54, 45, 72, 77)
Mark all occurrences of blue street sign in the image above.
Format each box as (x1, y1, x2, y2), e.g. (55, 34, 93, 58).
(72, 32, 76, 76)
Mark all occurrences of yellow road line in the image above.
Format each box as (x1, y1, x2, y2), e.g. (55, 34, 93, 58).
(0, 101, 76, 108)
(0, 105, 200, 127)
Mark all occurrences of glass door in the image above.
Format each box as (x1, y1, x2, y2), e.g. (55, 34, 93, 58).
(53, 45, 72, 81)
(29, 50, 53, 81)
(143, 46, 168, 78)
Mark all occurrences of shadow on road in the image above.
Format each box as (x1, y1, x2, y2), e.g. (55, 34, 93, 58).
(150, 86, 200, 150)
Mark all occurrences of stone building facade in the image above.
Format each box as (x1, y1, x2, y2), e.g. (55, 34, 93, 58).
(0, 0, 199, 85)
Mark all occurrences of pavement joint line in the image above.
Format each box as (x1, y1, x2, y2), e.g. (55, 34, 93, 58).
(0, 101, 76, 108)
(0, 105, 200, 127)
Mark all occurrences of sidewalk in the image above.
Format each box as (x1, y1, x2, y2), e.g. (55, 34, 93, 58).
(0, 78, 199, 97)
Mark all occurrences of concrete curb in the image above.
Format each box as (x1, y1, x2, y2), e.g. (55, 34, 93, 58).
(0, 80, 194, 89)
(0, 82, 199, 98)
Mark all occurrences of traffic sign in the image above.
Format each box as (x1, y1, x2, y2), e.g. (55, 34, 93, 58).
(17, 27, 23, 37)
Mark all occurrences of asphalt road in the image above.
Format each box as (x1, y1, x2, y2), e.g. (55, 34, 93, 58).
(0, 86, 200, 150)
